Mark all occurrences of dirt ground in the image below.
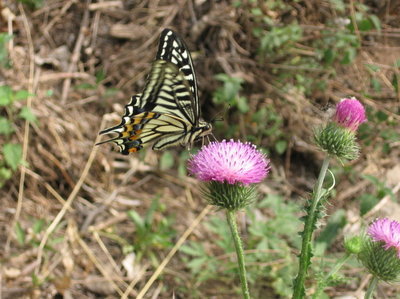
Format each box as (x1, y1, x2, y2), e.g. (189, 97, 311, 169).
(1, 1, 400, 298)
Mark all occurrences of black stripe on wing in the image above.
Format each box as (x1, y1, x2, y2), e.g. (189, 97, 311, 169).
(156, 29, 199, 123)
(98, 94, 143, 136)
(98, 112, 191, 154)
(139, 60, 196, 125)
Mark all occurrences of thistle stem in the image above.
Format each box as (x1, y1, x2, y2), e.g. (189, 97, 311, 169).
(365, 276, 378, 299)
(226, 210, 250, 299)
(293, 156, 331, 299)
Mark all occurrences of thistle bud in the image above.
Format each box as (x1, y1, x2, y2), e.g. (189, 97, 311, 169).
(334, 97, 366, 131)
(344, 236, 362, 254)
(314, 97, 366, 161)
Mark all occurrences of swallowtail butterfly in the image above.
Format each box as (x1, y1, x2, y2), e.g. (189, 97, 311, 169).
(97, 29, 212, 154)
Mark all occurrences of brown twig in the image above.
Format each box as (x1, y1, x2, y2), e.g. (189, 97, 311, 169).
(61, 0, 91, 104)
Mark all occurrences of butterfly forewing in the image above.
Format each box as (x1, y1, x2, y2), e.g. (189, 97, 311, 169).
(156, 29, 199, 123)
(138, 60, 196, 124)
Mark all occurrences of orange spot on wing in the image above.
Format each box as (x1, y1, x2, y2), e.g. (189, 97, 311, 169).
(128, 148, 138, 153)
(132, 118, 142, 125)
(129, 130, 142, 140)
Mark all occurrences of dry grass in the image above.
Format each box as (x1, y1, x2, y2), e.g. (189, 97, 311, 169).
(1, 0, 400, 298)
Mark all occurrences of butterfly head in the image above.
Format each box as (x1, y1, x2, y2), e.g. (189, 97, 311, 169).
(198, 120, 212, 136)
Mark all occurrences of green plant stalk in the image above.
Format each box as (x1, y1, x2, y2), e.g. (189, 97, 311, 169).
(293, 156, 331, 299)
(226, 210, 250, 299)
(324, 252, 351, 281)
(365, 276, 378, 299)
(313, 253, 351, 298)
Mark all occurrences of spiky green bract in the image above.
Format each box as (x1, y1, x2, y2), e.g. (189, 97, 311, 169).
(344, 236, 362, 254)
(314, 122, 360, 161)
(202, 181, 257, 211)
(358, 237, 400, 282)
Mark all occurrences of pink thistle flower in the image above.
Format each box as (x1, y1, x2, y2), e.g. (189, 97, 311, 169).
(334, 97, 366, 131)
(188, 140, 270, 185)
(368, 218, 400, 258)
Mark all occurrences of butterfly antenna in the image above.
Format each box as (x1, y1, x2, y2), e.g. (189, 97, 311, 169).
(210, 104, 231, 124)
(209, 133, 217, 142)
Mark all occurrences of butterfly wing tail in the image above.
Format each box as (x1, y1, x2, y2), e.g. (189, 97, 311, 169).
(97, 111, 164, 154)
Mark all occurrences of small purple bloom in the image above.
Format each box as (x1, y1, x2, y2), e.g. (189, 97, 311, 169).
(188, 140, 270, 185)
(368, 218, 400, 258)
(334, 97, 366, 131)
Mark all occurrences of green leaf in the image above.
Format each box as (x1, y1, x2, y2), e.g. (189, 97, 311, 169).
(32, 219, 45, 234)
(104, 88, 119, 97)
(31, 273, 42, 287)
(362, 174, 381, 186)
(180, 243, 204, 256)
(375, 110, 388, 122)
(0, 33, 12, 67)
(15, 222, 25, 245)
(187, 257, 208, 274)
(213, 74, 244, 106)
(341, 48, 356, 64)
(75, 83, 96, 90)
(251, 8, 263, 16)
(160, 151, 174, 170)
(359, 194, 379, 215)
(275, 140, 287, 155)
(369, 15, 381, 31)
(95, 69, 106, 84)
(364, 64, 380, 72)
(0, 117, 14, 135)
(0, 85, 12, 106)
(19, 107, 37, 123)
(237, 96, 249, 113)
(17, 0, 44, 9)
(323, 48, 335, 64)
(358, 18, 373, 31)
(0, 167, 12, 187)
(382, 142, 390, 155)
(14, 90, 31, 101)
(3, 143, 23, 171)
(392, 73, 399, 92)
(127, 210, 145, 228)
(371, 78, 381, 92)
(48, 236, 64, 245)
(330, 0, 345, 12)
(145, 197, 162, 225)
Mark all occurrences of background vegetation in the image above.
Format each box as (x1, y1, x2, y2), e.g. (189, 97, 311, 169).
(1, 0, 399, 298)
